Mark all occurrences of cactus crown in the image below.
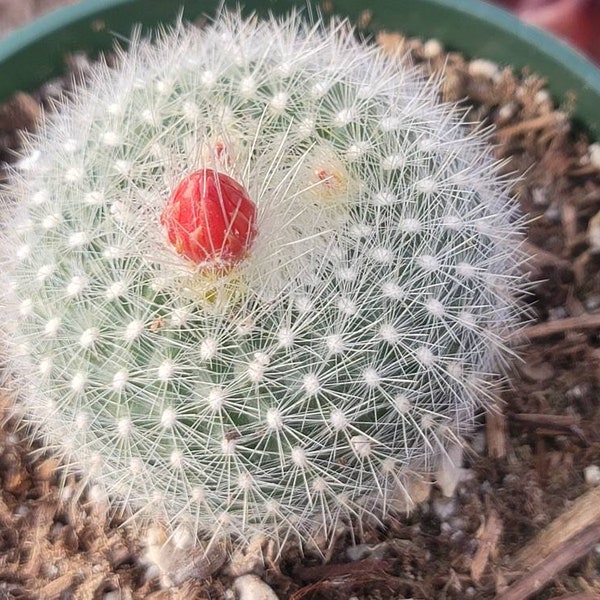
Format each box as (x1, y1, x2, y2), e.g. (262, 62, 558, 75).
(0, 11, 524, 544)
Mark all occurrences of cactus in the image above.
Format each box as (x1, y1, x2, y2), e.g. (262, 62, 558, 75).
(0, 11, 524, 545)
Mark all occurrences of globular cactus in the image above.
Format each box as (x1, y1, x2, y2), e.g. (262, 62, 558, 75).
(0, 11, 524, 545)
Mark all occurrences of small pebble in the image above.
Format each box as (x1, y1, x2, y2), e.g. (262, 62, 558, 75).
(534, 89, 551, 105)
(448, 516, 466, 531)
(481, 480, 493, 494)
(451, 530, 468, 547)
(468, 58, 500, 80)
(232, 574, 280, 600)
(502, 473, 519, 486)
(422, 38, 443, 58)
(547, 306, 568, 321)
(347, 543, 386, 561)
(43, 563, 59, 579)
(497, 102, 517, 122)
(584, 465, 600, 486)
(566, 383, 589, 400)
(346, 543, 371, 561)
(531, 187, 548, 207)
(587, 210, 600, 251)
(13, 504, 29, 518)
(584, 294, 600, 312)
(470, 431, 486, 455)
(589, 143, 600, 169)
(144, 563, 160, 582)
(544, 204, 561, 223)
(432, 496, 456, 521)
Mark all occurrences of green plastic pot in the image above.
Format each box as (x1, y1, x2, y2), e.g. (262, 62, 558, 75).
(0, 0, 599, 140)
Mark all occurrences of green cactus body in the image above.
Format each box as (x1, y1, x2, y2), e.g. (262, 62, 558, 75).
(0, 12, 524, 542)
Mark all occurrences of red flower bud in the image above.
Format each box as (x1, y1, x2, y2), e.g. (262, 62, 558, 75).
(161, 169, 257, 268)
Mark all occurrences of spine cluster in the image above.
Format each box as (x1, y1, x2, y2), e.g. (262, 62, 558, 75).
(0, 11, 524, 543)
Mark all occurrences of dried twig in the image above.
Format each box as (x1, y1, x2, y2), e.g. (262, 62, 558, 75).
(494, 521, 600, 600)
(471, 509, 503, 583)
(290, 569, 426, 600)
(293, 558, 392, 583)
(513, 313, 600, 342)
(495, 112, 566, 138)
(511, 413, 585, 439)
(514, 487, 600, 570)
(494, 488, 600, 600)
(486, 409, 508, 459)
(521, 241, 571, 270)
(549, 594, 600, 600)
(561, 203, 579, 248)
(37, 572, 81, 600)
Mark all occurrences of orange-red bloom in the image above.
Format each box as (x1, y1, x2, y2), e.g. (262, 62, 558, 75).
(161, 169, 257, 267)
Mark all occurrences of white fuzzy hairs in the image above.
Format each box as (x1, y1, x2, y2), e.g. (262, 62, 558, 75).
(0, 10, 525, 545)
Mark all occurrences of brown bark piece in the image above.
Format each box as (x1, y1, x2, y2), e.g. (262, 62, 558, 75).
(375, 31, 406, 57)
(0, 92, 41, 130)
(293, 558, 393, 583)
(522, 241, 571, 270)
(487, 409, 508, 459)
(36, 571, 80, 600)
(72, 571, 108, 600)
(514, 312, 600, 342)
(549, 594, 600, 600)
(562, 202, 579, 248)
(494, 521, 600, 600)
(495, 112, 567, 138)
(471, 509, 503, 584)
(511, 413, 585, 439)
(514, 486, 600, 570)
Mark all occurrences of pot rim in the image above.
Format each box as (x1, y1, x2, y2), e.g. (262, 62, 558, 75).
(0, 0, 599, 138)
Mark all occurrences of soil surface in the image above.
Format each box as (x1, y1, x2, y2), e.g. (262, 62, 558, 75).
(1, 20, 600, 600)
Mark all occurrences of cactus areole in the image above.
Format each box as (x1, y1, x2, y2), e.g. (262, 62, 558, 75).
(161, 169, 257, 268)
